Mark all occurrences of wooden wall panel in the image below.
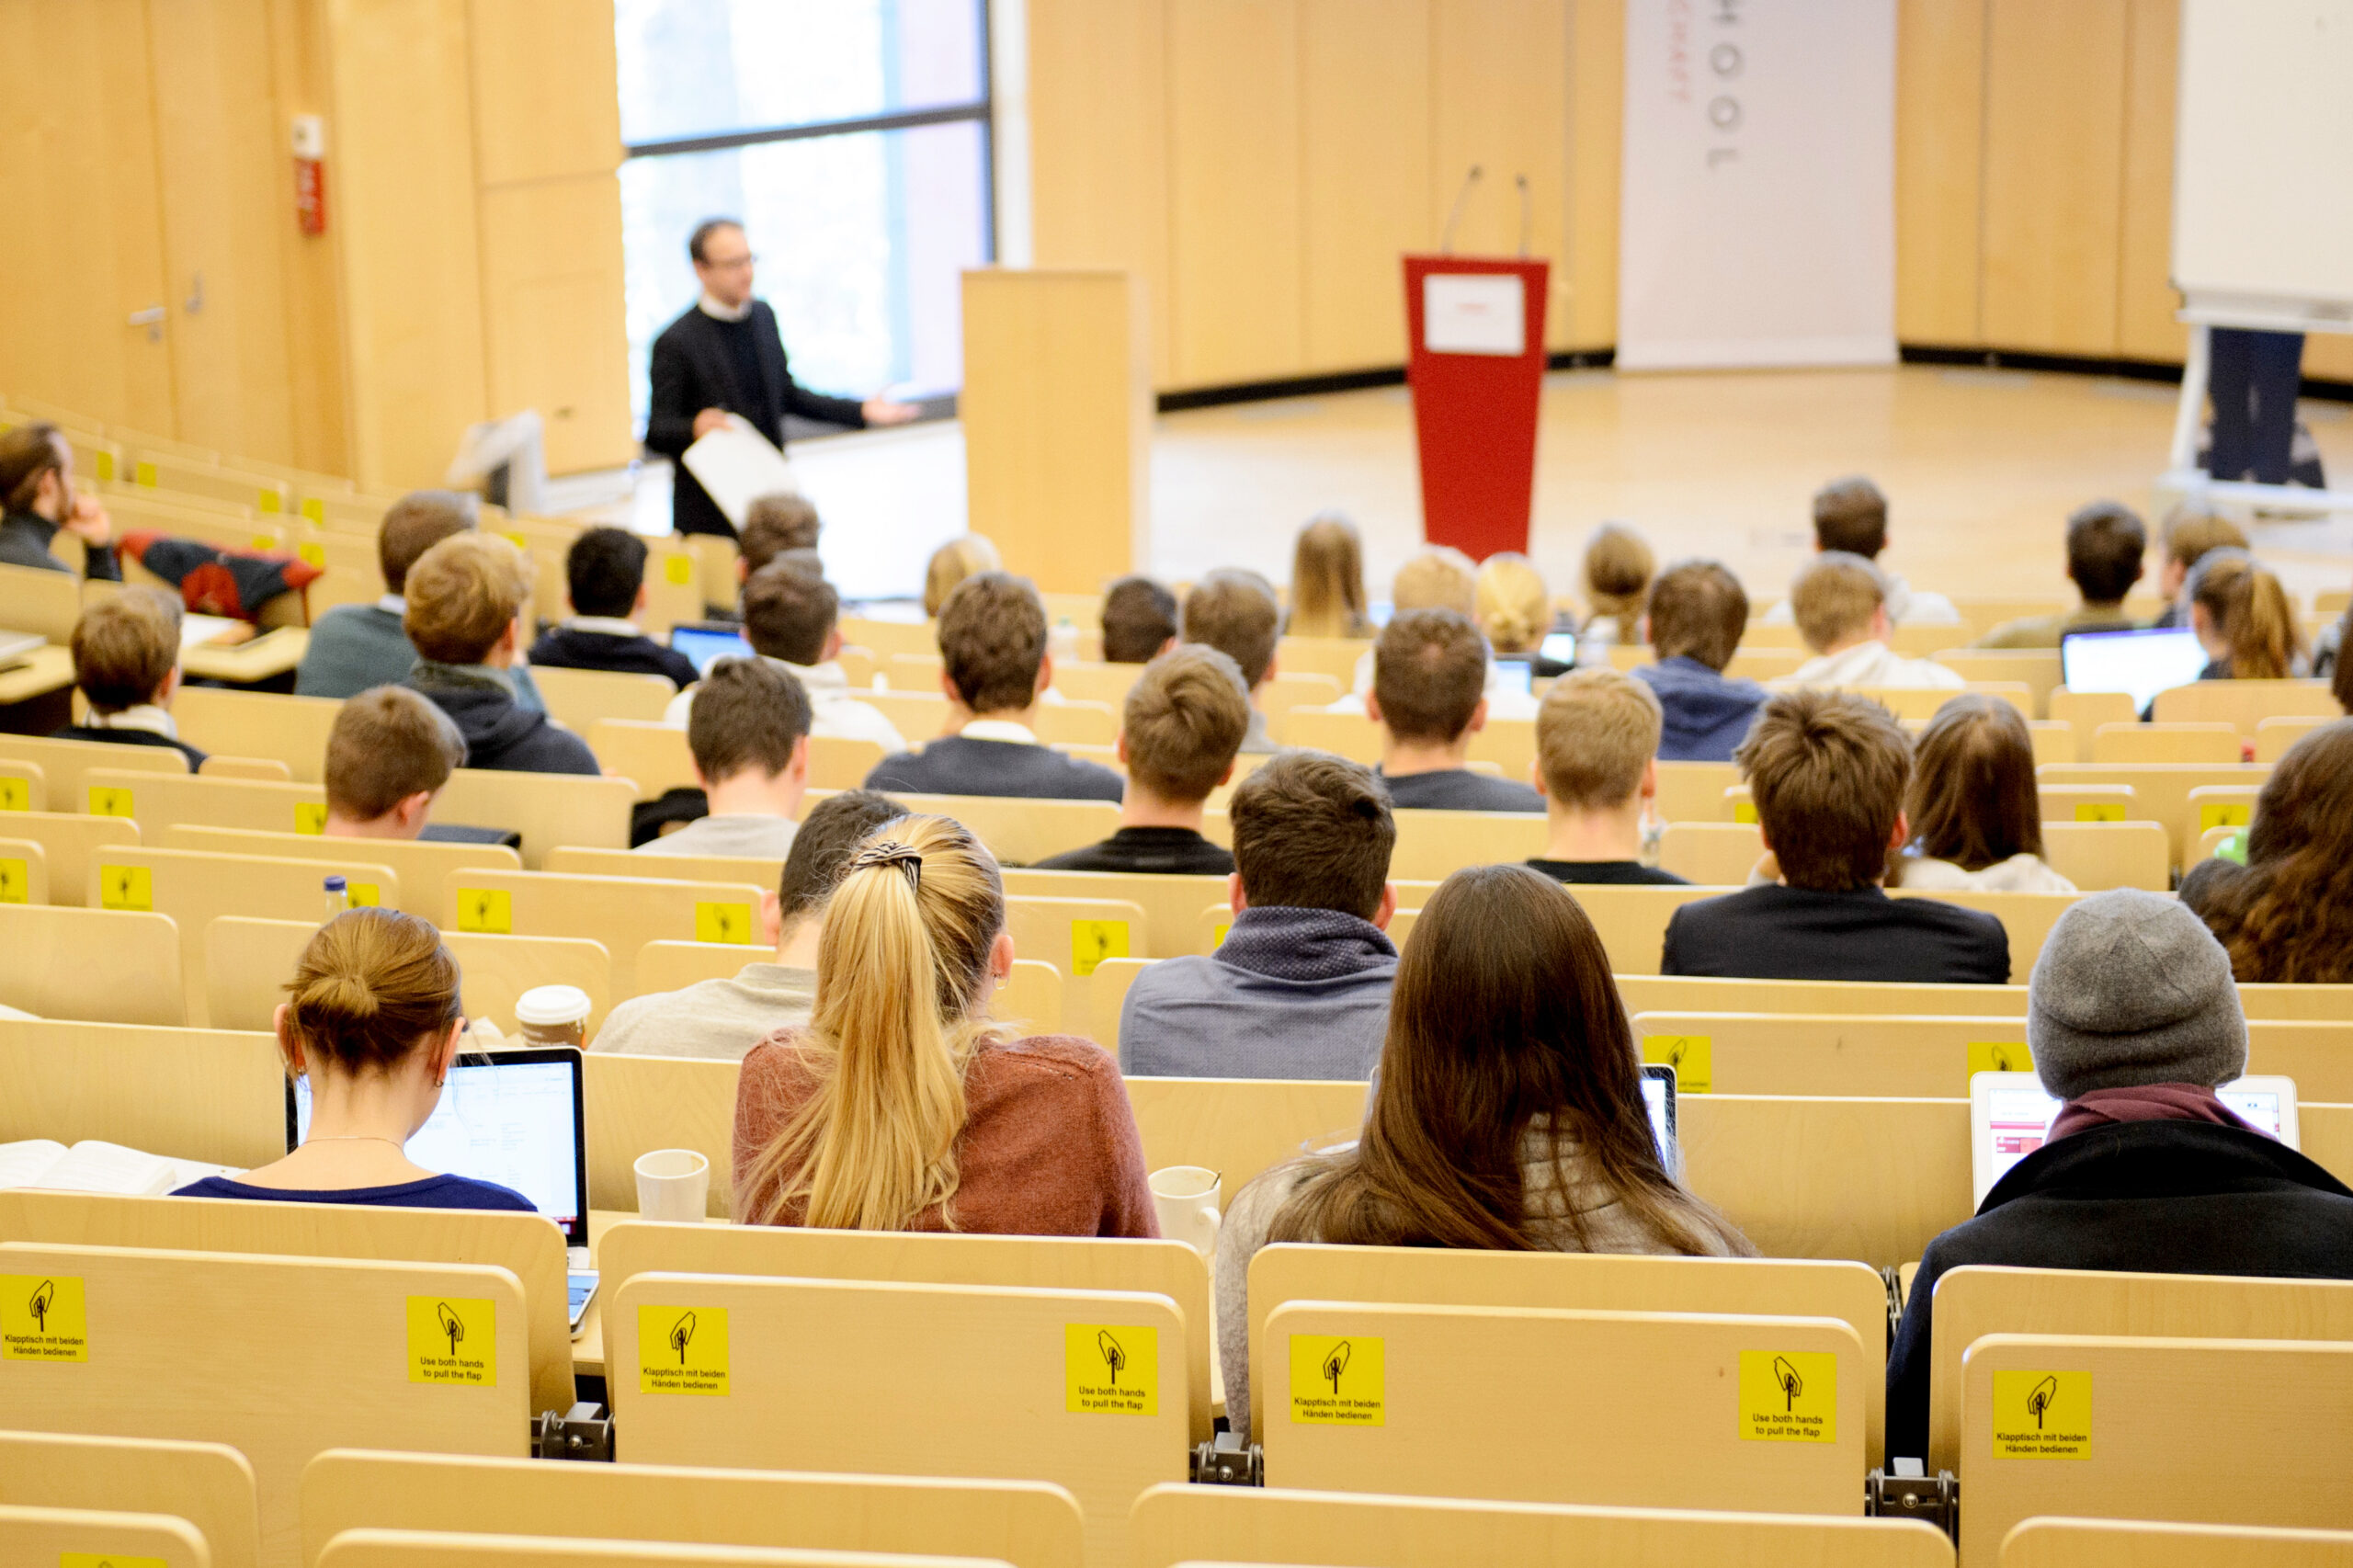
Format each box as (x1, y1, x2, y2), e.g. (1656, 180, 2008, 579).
(0, 0, 176, 436)
(325, 0, 488, 492)
(478, 177, 634, 475)
(1979, 0, 2128, 356)
(263, 0, 351, 477)
(468, 0, 623, 186)
(2114, 0, 2184, 362)
(1165, 0, 1304, 387)
(1298, 0, 1430, 373)
(1561, 0, 1623, 350)
(1025, 0, 1173, 383)
(149, 0, 301, 465)
(1432, 0, 1574, 349)
(1895, 0, 1987, 345)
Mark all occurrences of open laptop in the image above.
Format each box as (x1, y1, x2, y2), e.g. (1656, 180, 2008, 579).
(1642, 1062, 1679, 1174)
(288, 1045, 597, 1333)
(1970, 1070, 2298, 1207)
(668, 621, 755, 677)
(2059, 626, 2211, 712)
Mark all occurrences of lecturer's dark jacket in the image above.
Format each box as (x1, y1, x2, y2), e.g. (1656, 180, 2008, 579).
(643, 299, 867, 539)
(1882, 1119, 2353, 1465)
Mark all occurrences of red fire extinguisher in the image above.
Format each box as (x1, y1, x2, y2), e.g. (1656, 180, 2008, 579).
(292, 114, 327, 237)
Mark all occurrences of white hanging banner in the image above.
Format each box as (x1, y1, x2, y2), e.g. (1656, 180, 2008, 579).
(1617, 0, 1897, 369)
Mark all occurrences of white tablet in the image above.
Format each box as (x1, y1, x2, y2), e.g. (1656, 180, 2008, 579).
(1969, 1071, 2300, 1207)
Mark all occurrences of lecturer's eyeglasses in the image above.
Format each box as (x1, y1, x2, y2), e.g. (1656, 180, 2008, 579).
(703, 251, 757, 271)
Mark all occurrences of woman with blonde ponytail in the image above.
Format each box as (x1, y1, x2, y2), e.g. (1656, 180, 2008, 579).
(2190, 554, 2307, 681)
(174, 909, 535, 1211)
(733, 815, 1157, 1235)
(1474, 553, 1567, 674)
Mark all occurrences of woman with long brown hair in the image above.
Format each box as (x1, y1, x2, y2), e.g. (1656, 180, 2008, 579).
(2184, 719, 2353, 983)
(1212, 863, 1752, 1437)
(1893, 695, 2076, 893)
(0, 423, 119, 580)
(1284, 513, 1372, 641)
(733, 813, 1157, 1234)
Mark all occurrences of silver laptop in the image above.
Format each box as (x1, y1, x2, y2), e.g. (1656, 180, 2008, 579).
(289, 1045, 597, 1332)
(1969, 1070, 2299, 1207)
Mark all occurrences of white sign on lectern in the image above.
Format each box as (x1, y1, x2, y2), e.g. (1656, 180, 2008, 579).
(1423, 274, 1526, 356)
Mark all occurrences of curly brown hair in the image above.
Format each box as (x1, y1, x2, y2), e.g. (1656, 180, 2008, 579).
(2197, 718, 2353, 982)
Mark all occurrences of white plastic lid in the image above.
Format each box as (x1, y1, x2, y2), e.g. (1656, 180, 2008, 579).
(513, 984, 592, 1026)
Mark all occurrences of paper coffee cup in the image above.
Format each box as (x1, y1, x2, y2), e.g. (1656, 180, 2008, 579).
(635, 1148, 710, 1222)
(514, 984, 591, 1049)
(1149, 1164, 1222, 1258)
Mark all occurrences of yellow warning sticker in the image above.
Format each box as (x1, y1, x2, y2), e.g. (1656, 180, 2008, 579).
(1289, 1333, 1383, 1426)
(455, 888, 512, 934)
(294, 801, 329, 835)
(1, 1273, 88, 1361)
(1212, 922, 1231, 948)
(301, 496, 325, 522)
(88, 786, 135, 818)
(639, 1303, 730, 1395)
(1071, 919, 1130, 977)
(64, 1555, 166, 1568)
(298, 540, 326, 568)
(502, 530, 529, 551)
(665, 553, 695, 585)
(1733, 799, 1758, 824)
(135, 460, 157, 487)
(98, 864, 152, 912)
(406, 1295, 496, 1386)
(95, 450, 117, 483)
(1990, 1368, 2092, 1459)
(1065, 1322, 1158, 1415)
(695, 901, 754, 944)
(1643, 1034, 1712, 1094)
(251, 532, 278, 551)
(1968, 1040, 2033, 1081)
(2074, 802, 2126, 823)
(1738, 1349, 1837, 1443)
(347, 882, 380, 908)
(0, 776, 28, 810)
(257, 490, 282, 514)
(2199, 801, 2251, 834)
(0, 858, 27, 903)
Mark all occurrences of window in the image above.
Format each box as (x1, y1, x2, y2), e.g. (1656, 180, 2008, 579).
(616, 0, 993, 429)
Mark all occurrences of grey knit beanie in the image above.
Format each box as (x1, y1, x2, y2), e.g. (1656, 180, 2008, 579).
(2028, 888, 2247, 1099)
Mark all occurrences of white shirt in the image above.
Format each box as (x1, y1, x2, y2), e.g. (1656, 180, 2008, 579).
(959, 719, 1039, 744)
(85, 704, 178, 739)
(1894, 852, 2077, 894)
(697, 292, 753, 324)
(563, 616, 643, 637)
(665, 656, 908, 754)
(1782, 641, 1966, 691)
(1763, 570, 1961, 627)
(376, 594, 406, 616)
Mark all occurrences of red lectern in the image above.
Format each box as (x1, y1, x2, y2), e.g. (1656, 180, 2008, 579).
(1403, 254, 1550, 560)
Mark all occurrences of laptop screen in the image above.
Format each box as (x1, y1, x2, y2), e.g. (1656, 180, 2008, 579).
(668, 623, 756, 676)
(2059, 627, 2210, 712)
(1974, 1072, 2293, 1204)
(287, 1047, 587, 1243)
(1641, 1063, 1678, 1170)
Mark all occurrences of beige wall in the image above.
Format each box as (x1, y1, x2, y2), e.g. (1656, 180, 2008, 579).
(1032, 0, 2353, 391)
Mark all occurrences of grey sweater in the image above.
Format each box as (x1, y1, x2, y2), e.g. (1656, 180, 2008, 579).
(1213, 1124, 1749, 1440)
(1119, 906, 1396, 1080)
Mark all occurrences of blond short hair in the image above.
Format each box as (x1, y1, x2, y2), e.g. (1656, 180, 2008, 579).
(1474, 552, 1550, 653)
(1391, 548, 1476, 617)
(923, 534, 1001, 618)
(71, 588, 180, 712)
(1536, 667, 1662, 811)
(326, 686, 467, 818)
(1121, 644, 1252, 802)
(1790, 551, 1884, 653)
(1583, 523, 1654, 620)
(403, 532, 530, 665)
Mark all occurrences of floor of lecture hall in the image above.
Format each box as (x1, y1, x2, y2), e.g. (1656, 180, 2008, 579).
(608, 364, 2353, 608)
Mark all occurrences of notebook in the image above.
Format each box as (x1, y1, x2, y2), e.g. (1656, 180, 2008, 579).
(288, 1046, 597, 1329)
(2059, 626, 2211, 712)
(0, 1138, 236, 1196)
(668, 622, 756, 676)
(1970, 1070, 2298, 1206)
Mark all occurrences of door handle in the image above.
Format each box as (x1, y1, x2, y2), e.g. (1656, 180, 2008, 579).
(128, 306, 165, 342)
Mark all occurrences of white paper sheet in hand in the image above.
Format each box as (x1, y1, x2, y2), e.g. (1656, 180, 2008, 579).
(680, 417, 801, 528)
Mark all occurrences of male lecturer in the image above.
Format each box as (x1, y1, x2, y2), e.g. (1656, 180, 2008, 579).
(645, 218, 917, 539)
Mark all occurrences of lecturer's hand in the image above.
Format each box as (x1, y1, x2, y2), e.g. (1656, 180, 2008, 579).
(862, 395, 920, 427)
(692, 407, 733, 440)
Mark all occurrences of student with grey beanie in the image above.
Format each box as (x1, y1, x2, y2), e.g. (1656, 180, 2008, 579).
(1881, 889, 2353, 1468)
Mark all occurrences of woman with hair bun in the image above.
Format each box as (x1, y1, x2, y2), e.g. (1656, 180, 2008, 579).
(174, 908, 533, 1210)
(733, 813, 1157, 1235)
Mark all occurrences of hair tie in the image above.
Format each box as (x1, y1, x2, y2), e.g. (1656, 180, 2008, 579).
(849, 840, 923, 890)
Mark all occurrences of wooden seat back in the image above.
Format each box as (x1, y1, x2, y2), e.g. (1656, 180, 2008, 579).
(0, 1430, 259, 1568)
(0, 902, 186, 1023)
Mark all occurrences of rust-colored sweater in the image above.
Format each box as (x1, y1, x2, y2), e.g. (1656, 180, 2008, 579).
(732, 1030, 1161, 1238)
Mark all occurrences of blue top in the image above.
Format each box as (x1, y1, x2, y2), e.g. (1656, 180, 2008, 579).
(172, 1173, 536, 1211)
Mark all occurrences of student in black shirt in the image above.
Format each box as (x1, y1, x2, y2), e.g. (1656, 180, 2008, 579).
(1662, 689, 2008, 983)
(526, 527, 700, 687)
(49, 589, 207, 768)
(1038, 645, 1247, 875)
(1526, 668, 1688, 887)
(1369, 608, 1544, 813)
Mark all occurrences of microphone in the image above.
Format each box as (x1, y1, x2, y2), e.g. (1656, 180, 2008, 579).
(1517, 174, 1532, 257)
(1440, 165, 1483, 254)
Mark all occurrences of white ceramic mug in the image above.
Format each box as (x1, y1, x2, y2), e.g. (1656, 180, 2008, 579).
(1149, 1165, 1222, 1258)
(634, 1148, 710, 1223)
